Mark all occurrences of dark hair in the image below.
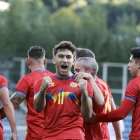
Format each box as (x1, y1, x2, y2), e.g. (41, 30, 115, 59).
(76, 48, 95, 59)
(130, 47, 140, 59)
(27, 46, 46, 59)
(52, 41, 76, 57)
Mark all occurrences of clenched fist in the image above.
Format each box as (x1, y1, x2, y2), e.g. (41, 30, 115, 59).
(78, 79, 88, 94)
(40, 76, 52, 92)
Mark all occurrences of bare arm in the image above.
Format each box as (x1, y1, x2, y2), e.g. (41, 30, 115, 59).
(10, 92, 26, 109)
(0, 92, 26, 119)
(74, 72, 104, 105)
(88, 75, 104, 105)
(111, 98, 123, 140)
(0, 87, 17, 140)
(34, 76, 52, 112)
(78, 79, 93, 120)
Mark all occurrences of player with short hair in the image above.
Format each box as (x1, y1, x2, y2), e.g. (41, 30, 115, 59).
(75, 48, 122, 140)
(0, 46, 53, 140)
(92, 47, 140, 139)
(34, 41, 93, 140)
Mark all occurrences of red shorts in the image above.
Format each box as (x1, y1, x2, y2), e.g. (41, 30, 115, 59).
(25, 132, 43, 140)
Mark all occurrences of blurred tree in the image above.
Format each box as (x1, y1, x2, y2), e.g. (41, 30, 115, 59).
(0, 0, 54, 57)
(42, 0, 76, 12)
(75, 3, 110, 62)
(111, 13, 140, 62)
(106, 2, 140, 28)
(49, 7, 80, 47)
(0, 0, 140, 63)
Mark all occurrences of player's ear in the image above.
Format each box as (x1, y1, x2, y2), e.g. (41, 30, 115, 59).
(52, 57, 56, 64)
(26, 57, 32, 66)
(137, 61, 140, 69)
(26, 58, 28, 64)
(44, 58, 47, 65)
(72, 56, 76, 66)
(87, 68, 93, 74)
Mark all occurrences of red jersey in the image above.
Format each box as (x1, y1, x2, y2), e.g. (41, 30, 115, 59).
(84, 76, 112, 140)
(0, 75, 8, 139)
(15, 70, 53, 138)
(34, 74, 93, 140)
(125, 77, 140, 139)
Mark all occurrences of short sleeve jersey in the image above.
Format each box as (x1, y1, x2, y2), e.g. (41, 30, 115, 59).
(84, 76, 112, 140)
(34, 74, 93, 140)
(125, 77, 140, 139)
(0, 75, 8, 138)
(15, 70, 53, 137)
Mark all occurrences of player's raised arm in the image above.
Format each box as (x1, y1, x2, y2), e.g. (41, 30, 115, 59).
(75, 72, 104, 105)
(34, 76, 52, 112)
(78, 79, 93, 120)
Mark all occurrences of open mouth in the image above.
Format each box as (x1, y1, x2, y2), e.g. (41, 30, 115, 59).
(61, 65, 68, 71)
(60, 65, 69, 73)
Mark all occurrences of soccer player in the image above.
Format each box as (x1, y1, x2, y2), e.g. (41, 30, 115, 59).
(34, 41, 93, 140)
(75, 48, 122, 140)
(0, 75, 17, 140)
(0, 46, 53, 140)
(92, 47, 140, 139)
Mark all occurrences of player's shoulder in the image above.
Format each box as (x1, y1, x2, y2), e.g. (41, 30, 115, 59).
(22, 70, 54, 82)
(132, 76, 140, 81)
(20, 72, 31, 80)
(96, 76, 110, 89)
(128, 76, 140, 86)
(0, 75, 7, 85)
(96, 76, 107, 85)
(17, 72, 33, 84)
(43, 70, 54, 77)
(30, 70, 53, 76)
(0, 75, 6, 80)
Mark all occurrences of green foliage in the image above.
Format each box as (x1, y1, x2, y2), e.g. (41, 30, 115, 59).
(42, 0, 76, 12)
(0, 0, 53, 57)
(75, 4, 110, 61)
(111, 13, 140, 62)
(0, 0, 140, 63)
(50, 8, 81, 46)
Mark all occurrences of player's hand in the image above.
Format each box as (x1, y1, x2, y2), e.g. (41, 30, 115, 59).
(74, 72, 92, 82)
(116, 138, 123, 140)
(85, 111, 96, 123)
(91, 112, 96, 122)
(78, 79, 88, 94)
(10, 132, 17, 140)
(40, 76, 52, 92)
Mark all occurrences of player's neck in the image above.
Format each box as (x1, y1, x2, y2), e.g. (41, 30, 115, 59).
(55, 72, 73, 79)
(31, 65, 45, 72)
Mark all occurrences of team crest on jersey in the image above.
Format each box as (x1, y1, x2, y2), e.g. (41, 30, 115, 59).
(70, 82, 78, 87)
(49, 82, 55, 87)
